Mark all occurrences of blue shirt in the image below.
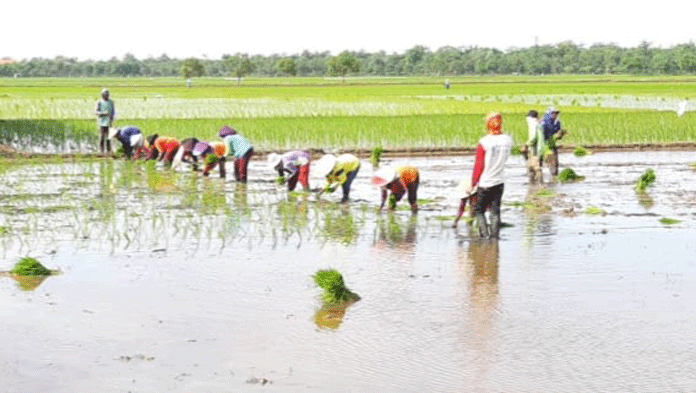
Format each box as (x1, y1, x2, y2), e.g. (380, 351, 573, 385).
(542, 112, 562, 139)
(118, 126, 141, 147)
(223, 134, 253, 159)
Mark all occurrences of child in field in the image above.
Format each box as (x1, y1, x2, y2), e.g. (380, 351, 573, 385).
(109, 125, 145, 160)
(219, 126, 253, 182)
(371, 166, 419, 213)
(267, 151, 311, 192)
(315, 154, 361, 203)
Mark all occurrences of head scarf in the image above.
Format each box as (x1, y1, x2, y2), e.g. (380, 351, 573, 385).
(218, 126, 236, 138)
(486, 112, 502, 134)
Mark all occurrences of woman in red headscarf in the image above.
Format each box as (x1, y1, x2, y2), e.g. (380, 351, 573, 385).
(468, 112, 514, 239)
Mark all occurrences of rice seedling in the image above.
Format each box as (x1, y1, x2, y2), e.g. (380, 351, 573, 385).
(584, 206, 605, 215)
(659, 217, 681, 225)
(573, 147, 589, 157)
(313, 269, 360, 304)
(558, 168, 585, 182)
(370, 146, 383, 168)
(635, 169, 656, 192)
(9, 256, 53, 276)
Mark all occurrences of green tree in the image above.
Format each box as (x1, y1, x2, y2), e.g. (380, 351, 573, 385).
(277, 57, 297, 76)
(180, 58, 205, 78)
(224, 53, 254, 84)
(327, 51, 360, 81)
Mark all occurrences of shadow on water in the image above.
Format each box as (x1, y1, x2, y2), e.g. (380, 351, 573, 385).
(0, 120, 94, 153)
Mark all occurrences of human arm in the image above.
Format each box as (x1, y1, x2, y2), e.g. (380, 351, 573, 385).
(379, 188, 388, 210)
(470, 143, 485, 190)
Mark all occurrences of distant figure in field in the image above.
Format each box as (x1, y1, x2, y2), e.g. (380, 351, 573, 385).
(219, 126, 254, 182)
(523, 110, 544, 183)
(468, 112, 513, 239)
(267, 151, 311, 192)
(109, 125, 146, 160)
(371, 166, 420, 213)
(541, 107, 567, 176)
(444, 79, 451, 89)
(94, 88, 115, 156)
(315, 154, 360, 203)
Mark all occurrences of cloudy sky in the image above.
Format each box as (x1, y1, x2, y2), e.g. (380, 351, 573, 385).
(5, 0, 696, 60)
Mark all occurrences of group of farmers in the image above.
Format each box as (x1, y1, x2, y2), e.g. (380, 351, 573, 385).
(96, 88, 567, 239)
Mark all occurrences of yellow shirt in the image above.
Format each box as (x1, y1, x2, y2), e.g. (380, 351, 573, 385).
(325, 154, 360, 187)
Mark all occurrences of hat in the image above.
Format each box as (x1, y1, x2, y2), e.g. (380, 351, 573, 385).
(296, 156, 309, 166)
(192, 141, 212, 157)
(267, 153, 282, 170)
(218, 126, 236, 138)
(371, 167, 397, 187)
(101, 88, 109, 97)
(314, 154, 337, 177)
(548, 106, 560, 113)
(455, 178, 476, 199)
(108, 127, 119, 139)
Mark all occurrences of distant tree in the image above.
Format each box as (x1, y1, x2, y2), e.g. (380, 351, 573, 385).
(277, 58, 297, 76)
(180, 58, 205, 79)
(327, 51, 360, 81)
(224, 53, 254, 84)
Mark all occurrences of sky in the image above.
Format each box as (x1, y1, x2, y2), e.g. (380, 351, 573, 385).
(4, 0, 696, 61)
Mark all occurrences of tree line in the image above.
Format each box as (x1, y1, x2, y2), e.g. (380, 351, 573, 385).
(2, 41, 696, 78)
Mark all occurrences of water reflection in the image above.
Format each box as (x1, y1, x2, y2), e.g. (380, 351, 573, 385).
(277, 193, 310, 235)
(373, 213, 418, 250)
(320, 205, 359, 245)
(97, 160, 116, 223)
(459, 239, 500, 390)
(314, 299, 358, 330)
(1, 272, 50, 291)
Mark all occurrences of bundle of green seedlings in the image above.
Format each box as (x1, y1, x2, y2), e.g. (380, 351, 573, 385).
(558, 168, 585, 182)
(313, 269, 360, 304)
(10, 257, 53, 276)
(573, 147, 589, 157)
(370, 146, 383, 168)
(635, 169, 656, 192)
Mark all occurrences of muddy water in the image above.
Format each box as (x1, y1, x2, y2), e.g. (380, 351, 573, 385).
(2, 151, 696, 392)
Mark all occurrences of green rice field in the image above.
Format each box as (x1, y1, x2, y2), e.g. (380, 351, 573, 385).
(1, 76, 695, 152)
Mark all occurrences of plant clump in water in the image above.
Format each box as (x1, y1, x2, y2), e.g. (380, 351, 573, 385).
(558, 168, 585, 183)
(313, 269, 360, 304)
(275, 176, 286, 185)
(636, 169, 656, 192)
(370, 146, 383, 168)
(585, 206, 605, 215)
(573, 147, 589, 157)
(10, 257, 52, 276)
(510, 145, 523, 156)
(659, 217, 681, 225)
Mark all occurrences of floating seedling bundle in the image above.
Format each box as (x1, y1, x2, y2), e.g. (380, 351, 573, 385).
(636, 169, 656, 192)
(313, 269, 360, 304)
(558, 168, 585, 183)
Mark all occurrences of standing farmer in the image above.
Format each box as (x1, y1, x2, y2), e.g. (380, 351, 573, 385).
(94, 88, 115, 156)
(219, 126, 254, 182)
(469, 112, 514, 239)
(541, 107, 568, 176)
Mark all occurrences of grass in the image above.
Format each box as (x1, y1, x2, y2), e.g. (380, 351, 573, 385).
(313, 269, 360, 304)
(1, 76, 695, 153)
(10, 256, 52, 276)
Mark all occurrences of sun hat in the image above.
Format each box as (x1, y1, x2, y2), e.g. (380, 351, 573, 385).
(455, 178, 476, 199)
(371, 167, 398, 187)
(547, 106, 560, 113)
(130, 133, 143, 149)
(314, 154, 337, 178)
(218, 126, 236, 138)
(296, 156, 309, 166)
(267, 153, 282, 170)
(101, 88, 109, 97)
(192, 141, 212, 157)
(108, 127, 119, 139)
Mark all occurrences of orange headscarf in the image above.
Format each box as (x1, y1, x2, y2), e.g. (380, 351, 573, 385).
(486, 112, 502, 134)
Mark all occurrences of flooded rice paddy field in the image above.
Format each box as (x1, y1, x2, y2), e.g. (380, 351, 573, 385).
(2, 151, 696, 392)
